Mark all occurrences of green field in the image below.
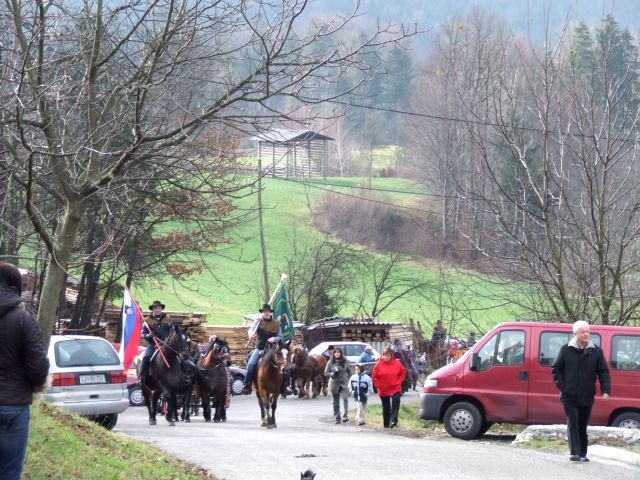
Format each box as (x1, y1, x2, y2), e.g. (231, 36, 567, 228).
(133, 175, 524, 337)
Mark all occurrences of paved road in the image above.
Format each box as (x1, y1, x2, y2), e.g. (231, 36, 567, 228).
(114, 391, 639, 480)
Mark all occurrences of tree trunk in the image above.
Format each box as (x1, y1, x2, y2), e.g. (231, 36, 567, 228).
(37, 200, 85, 345)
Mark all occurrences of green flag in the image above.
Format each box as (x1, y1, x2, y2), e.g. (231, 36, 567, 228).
(272, 282, 295, 342)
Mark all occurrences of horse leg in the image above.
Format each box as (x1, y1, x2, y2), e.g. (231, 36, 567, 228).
(145, 388, 157, 426)
(166, 392, 176, 426)
(182, 390, 191, 423)
(258, 390, 268, 427)
(269, 393, 278, 428)
(202, 391, 211, 422)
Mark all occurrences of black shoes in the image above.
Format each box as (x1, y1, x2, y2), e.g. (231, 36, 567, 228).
(342, 415, 348, 423)
(240, 385, 252, 395)
(335, 417, 341, 424)
(569, 455, 581, 462)
(580, 457, 589, 462)
(389, 421, 398, 428)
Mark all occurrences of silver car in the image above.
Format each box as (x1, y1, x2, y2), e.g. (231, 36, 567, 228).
(43, 335, 129, 429)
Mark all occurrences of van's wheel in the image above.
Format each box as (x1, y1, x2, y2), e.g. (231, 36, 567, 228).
(94, 414, 118, 430)
(443, 402, 483, 440)
(612, 412, 640, 429)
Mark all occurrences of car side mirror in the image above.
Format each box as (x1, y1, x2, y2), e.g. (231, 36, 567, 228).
(470, 353, 480, 371)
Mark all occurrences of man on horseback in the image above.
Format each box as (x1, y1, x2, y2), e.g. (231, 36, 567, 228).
(138, 300, 173, 386)
(241, 303, 286, 395)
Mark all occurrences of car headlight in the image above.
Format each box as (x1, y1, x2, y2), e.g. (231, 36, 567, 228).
(426, 378, 438, 388)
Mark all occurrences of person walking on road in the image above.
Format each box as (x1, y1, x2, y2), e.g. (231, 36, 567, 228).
(0, 263, 49, 480)
(349, 364, 373, 426)
(372, 346, 406, 428)
(325, 347, 351, 424)
(552, 320, 611, 463)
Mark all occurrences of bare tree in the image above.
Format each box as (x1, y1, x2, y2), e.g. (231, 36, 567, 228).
(0, 0, 415, 343)
(354, 252, 433, 319)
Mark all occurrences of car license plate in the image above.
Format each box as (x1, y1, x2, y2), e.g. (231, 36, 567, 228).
(79, 374, 106, 384)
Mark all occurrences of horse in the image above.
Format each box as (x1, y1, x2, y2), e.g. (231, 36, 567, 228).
(196, 337, 230, 423)
(254, 338, 288, 428)
(394, 348, 418, 392)
(288, 345, 328, 399)
(142, 324, 192, 426)
(424, 339, 448, 371)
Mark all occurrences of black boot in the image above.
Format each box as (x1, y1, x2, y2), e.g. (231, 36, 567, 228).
(138, 356, 150, 386)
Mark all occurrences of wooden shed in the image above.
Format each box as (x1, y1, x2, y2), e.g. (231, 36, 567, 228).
(251, 129, 333, 179)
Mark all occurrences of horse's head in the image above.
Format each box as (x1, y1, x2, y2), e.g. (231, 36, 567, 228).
(290, 345, 307, 367)
(212, 337, 230, 363)
(265, 338, 288, 374)
(166, 324, 190, 360)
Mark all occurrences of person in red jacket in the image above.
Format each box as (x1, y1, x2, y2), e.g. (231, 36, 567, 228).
(372, 346, 406, 428)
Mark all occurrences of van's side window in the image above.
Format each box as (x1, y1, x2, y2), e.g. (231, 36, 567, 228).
(611, 335, 640, 371)
(497, 330, 525, 366)
(539, 332, 601, 366)
(477, 334, 498, 371)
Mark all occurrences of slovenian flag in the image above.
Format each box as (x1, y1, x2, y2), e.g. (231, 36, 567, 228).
(119, 288, 143, 369)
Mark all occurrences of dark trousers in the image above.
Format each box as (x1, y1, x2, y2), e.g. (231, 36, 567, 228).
(380, 392, 402, 427)
(0, 405, 30, 480)
(562, 400, 592, 457)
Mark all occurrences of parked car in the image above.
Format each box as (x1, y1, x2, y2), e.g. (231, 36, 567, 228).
(229, 366, 247, 396)
(308, 341, 380, 364)
(420, 321, 640, 440)
(44, 335, 130, 429)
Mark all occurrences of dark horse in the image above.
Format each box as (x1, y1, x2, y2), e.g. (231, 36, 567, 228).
(196, 337, 230, 423)
(289, 346, 328, 399)
(142, 324, 192, 426)
(254, 339, 288, 428)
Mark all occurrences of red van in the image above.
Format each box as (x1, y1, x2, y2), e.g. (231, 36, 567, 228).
(419, 322, 640, 439)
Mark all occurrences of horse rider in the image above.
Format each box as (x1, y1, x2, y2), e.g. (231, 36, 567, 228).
(138, 300, 173, 386)
(241, 303, 287, 395)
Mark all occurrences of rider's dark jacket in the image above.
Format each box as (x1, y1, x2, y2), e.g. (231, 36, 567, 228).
(143, 313, 173, 342)
(0, 286, 49, 405)
(254, 316, 281, 350)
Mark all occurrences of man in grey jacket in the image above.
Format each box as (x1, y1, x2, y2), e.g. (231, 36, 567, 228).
(552, 320, 610, 463)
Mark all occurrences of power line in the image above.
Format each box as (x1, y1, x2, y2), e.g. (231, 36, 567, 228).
(329, 99, 639, 142)
(273, 176, 448, 217)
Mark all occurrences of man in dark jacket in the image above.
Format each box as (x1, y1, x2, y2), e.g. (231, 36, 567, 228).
(552, 320, 610, 463)
(137, 300, 173, 386)
(0, 263, 49, 480)
(241, 303, 282, 394)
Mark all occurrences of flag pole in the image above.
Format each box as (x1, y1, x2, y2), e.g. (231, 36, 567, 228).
(122, 283, 170, 369)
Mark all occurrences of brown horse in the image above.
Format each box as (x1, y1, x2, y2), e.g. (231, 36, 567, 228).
(254, 339, 287, 428)
(289, 346, 328, 399)
(142, 324, 192, 426)
(196, 337, 230, 423)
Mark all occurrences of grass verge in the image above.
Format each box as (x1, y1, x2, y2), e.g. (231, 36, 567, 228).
(25, 401, 215, 480)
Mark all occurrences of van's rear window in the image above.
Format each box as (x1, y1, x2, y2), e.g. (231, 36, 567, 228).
(55, 339, 121, 368)
(539, 332, 601, 366)
(611, 335, 640, 370)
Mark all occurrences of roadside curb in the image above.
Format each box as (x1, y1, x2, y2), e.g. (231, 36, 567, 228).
(589, 445, 640, 466)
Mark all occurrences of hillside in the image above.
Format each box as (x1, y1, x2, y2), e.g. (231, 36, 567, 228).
(134, 175, 523, 337)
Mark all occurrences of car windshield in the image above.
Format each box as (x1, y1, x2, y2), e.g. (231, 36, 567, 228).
(55, 338, 121, 367)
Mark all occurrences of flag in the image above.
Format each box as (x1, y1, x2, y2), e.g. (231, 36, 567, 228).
(271, 282, 295, 342)
(119, 288, 144, 369)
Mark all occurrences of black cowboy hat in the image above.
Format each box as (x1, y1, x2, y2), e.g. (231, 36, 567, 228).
(259, 303, 274, 312)
(149, 300, 165, 310)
